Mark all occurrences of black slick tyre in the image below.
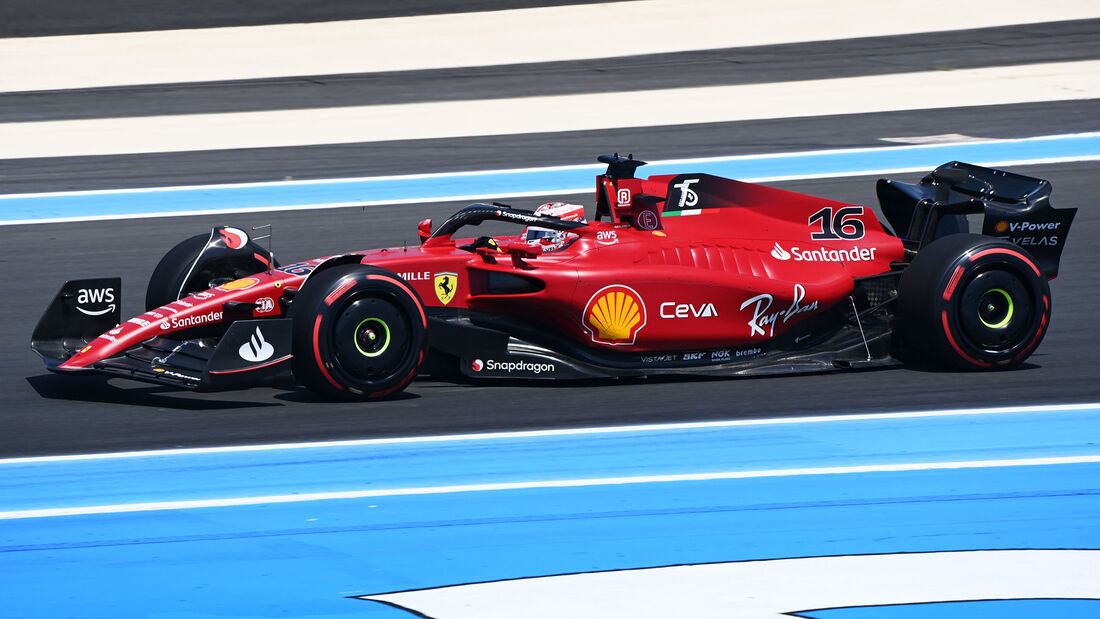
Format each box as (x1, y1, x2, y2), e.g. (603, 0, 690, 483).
(897, 233, 1050, 370)
(289, 264, 428, 400)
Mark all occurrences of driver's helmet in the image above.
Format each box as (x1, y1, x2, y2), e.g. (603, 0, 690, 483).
(522, 202, 586, 251)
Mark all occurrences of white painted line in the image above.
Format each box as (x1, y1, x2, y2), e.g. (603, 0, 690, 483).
(3, 454, 1097, 519)
(362, 550, 1100, 619)
(880, 133, 989, 144)
(2, 60, 1099, 159)
(3, 0, 1097, 93)
(2, 402, 1097, 465)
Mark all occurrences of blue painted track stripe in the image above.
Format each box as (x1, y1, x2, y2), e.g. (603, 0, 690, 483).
(2, 133, 1098, 224)
(3, 406, 1098, 516)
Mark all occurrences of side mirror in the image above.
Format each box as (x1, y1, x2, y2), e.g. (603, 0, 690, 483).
(417, 219, 432, 243)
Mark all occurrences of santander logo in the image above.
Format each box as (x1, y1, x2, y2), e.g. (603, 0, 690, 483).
(770, 242, 791, 260)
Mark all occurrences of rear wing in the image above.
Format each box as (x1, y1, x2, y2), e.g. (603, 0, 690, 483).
(876, 162, 1076, 278)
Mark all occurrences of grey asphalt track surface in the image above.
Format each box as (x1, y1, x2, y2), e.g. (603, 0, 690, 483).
(3, 160, 1097, 457)
(1, 4, 1097, 457)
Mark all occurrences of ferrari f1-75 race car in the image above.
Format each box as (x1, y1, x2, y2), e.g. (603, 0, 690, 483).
(33, 155, 1076, 400)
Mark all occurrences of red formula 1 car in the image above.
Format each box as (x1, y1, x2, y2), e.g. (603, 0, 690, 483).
(32, 155, 1075, 400)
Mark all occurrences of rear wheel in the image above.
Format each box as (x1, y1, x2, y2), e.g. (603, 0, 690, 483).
(897, 233, 1050, 369)
(290, 264, 428, 400)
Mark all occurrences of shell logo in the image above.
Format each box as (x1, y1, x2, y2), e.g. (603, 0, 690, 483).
(218, 277, 260, 292)
(583, 285, 647, 345)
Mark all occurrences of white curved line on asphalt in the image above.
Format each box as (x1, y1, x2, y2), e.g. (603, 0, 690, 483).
(360, 550, 1100, 619)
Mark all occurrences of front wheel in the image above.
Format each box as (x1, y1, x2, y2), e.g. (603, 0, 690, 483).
(146, 228, 276, 310)
(896, 233, 1050, 370)
(289, 264, 428, 400)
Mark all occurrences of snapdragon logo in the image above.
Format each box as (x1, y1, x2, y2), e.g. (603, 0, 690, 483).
(474, 359, 556, 374)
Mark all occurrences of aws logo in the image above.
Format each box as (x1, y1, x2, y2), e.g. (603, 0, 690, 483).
(583, 285, 646, 345)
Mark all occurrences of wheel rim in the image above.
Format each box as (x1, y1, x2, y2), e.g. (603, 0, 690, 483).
(331, 295, 411, 382)
(353, 317, 390, 357)
(957, 269, 1033, 353)
(977, 288, 1014, 329)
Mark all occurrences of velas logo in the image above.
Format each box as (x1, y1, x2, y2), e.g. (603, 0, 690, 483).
(584, 285, 646, 345)
(217, 277, 259, 291)
(218, 227, 249, 250)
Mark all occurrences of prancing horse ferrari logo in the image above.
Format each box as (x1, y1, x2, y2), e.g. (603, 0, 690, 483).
(434, 272, 457, 305)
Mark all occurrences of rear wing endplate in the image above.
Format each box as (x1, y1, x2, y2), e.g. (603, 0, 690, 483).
(877, 161, 1076, 278)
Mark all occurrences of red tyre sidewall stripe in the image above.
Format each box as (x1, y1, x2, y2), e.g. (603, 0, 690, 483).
(312, 314, 344, 390)
(1015, 295, 1050, 361)
(324, 278, 357, 306)
(941, 310, 992, 368)
(969, 247, 1041, 277)
(942, 265, 966, 301)
(367, 274, 428, 328)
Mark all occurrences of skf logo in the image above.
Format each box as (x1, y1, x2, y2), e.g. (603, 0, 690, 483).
(673, 178, 700, 208)
(616, 188, 631, 206)
(76, 287, 116, 316)
(584, 285, 646, 345)
(435, 272, 457, 305)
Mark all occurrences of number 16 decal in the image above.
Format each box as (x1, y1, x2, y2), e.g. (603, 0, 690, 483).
(809, 206, 865, 240)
